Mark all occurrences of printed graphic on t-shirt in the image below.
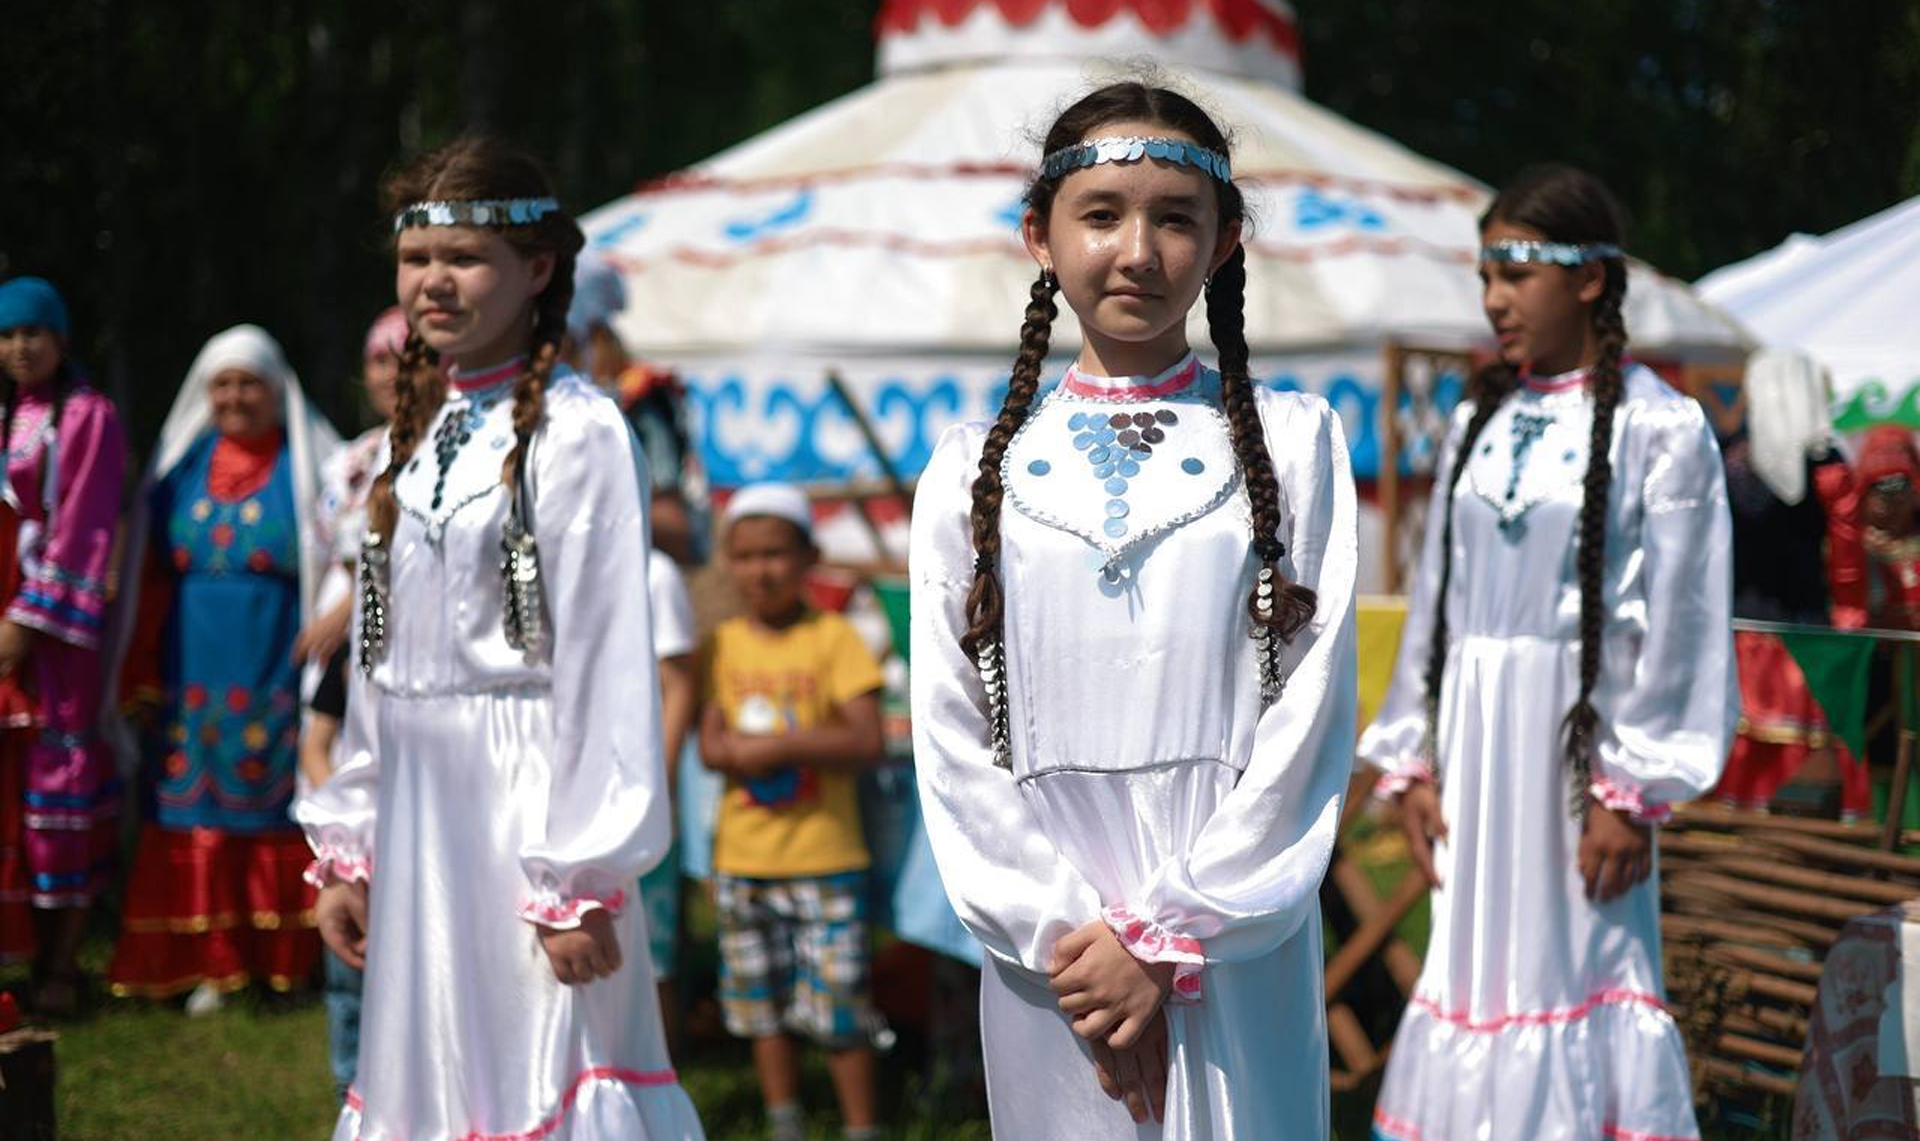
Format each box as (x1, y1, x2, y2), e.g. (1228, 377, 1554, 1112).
(730, 689, 817, 809)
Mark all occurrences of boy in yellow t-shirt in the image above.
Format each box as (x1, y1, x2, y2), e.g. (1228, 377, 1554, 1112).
(698, 483, 886, 1141)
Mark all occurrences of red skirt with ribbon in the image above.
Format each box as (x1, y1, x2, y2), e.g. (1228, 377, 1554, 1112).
(106, 824, 318, 997)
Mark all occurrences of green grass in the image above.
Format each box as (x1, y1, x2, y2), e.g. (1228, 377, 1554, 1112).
(23, 972, 996, 1140)
(14, 823, 1779, 1139)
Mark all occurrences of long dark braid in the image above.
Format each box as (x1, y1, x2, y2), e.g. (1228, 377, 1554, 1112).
(499, 258, 578, 487)
(1209, 245, 1316, 649)
(960, 267, 1056, 663)
(366, 331, 438, 546)
(1560, 264, 1628, 817)
(1420, 363, 1517, 779)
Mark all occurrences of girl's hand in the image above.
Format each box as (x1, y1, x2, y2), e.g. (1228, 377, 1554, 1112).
(1397, 782, 1448, 888)
(1090, 1008, 1169, 1124)
(538, 908, 623, 985)
(0, 620, 35, 676)
(316, 881, 371, 969)
(292, 597, 353, 665)
(1049, 919, 1174, 1050)
(1579, 804, 1653, 902)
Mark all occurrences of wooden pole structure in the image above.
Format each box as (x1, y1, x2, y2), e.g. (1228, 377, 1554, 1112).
(1378, 340, 1404, 594)
(1883, 645, 1915, 851)
(824, 370, 915, 568)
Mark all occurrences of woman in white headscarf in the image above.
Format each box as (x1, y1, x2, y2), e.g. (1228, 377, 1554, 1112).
(107, 324, 340, 1012)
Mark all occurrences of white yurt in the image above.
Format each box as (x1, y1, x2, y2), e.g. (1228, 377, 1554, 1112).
(583, 0, 1751, 579)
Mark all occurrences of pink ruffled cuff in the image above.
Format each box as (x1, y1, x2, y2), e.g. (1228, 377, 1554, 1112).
(517, 888, 627, 930)
(1589, 777, 1673, 825)
(1102, 904, 1205, 1005)
(303, 845, 372, 889)
(1372, 759, 1435, 801)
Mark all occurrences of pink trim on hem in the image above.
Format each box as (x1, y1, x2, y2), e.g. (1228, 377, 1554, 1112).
(1374, 1107, 1695, 1141)
(1407, 987, 1670, 1033)
(1589, 777, 1673, 824)
(344, 1065, 681, 1141)
(304, 847, 372, 889)
(1102, 903, 1204, 1004)
(516, 889, 627, 930)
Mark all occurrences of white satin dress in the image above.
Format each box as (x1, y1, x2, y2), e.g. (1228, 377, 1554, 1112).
(910, 354, 1359, 1140)
(296, 369, 704, 1141)
(1358, 364, 1737, 1141)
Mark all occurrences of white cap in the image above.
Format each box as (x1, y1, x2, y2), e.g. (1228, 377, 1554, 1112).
(567, 247, 628, 346)
(722, 482, 813, 540)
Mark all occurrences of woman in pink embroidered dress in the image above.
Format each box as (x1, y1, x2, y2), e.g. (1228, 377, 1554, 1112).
(0, 277, 127, 1017)
(1358, 165, 1736, 1141)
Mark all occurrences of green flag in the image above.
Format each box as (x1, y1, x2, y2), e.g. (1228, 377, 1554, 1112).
(1779, 630, 1879, 759)
(874, 577, 911, 665)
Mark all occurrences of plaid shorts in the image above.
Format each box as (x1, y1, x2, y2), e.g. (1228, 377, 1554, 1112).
(713, 871, 878, 1047)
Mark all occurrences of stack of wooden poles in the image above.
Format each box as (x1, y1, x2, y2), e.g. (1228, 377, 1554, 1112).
(1660, 803, 1920, 1103)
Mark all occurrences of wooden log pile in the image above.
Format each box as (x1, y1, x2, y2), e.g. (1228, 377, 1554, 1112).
(1660, 802, 1920, 1108)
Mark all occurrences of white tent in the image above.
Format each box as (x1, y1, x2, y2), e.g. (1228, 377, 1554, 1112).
(583, 0, 1750, 493)
(1696, 195, 1920, 431)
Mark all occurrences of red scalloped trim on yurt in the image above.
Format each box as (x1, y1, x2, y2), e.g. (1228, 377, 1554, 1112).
(630, 163, 1484, 207)
(877, 0, 1300, 58)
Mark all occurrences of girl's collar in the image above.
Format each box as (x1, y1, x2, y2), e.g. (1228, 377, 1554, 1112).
(447, 355, 526, 395)
(1062, 352, 1201, 400)
(1520, 356, 1633, 393)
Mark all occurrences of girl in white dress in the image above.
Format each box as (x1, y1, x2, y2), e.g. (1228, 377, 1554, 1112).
(297, 137, 704, 1141)
(910, 82, 1359, 1139)
(1359, 164, 1737, 1141)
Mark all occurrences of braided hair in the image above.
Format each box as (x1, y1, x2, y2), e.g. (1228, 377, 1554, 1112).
(963, 83, 1315, 674)
(366, 136, 584, 548)
(1424, 164, 1630, 817)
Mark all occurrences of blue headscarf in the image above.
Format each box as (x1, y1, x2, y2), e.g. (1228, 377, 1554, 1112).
(0, 277, 70, 339)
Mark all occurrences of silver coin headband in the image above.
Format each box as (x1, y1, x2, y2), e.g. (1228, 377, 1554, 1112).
(392, 196, 561, 235)
(1040, 136, 1232, 184)
(1480, 239, 1624, 266)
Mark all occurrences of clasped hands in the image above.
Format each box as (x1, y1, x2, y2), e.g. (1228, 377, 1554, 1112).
(315, 879, 622, 985)
(1049, 919, 1176, 1124)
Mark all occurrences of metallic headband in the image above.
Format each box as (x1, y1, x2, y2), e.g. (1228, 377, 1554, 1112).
(1480, 239, 1624, 266)
(1040, 135, 1232, 184)
(392, 196, 561, 235)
